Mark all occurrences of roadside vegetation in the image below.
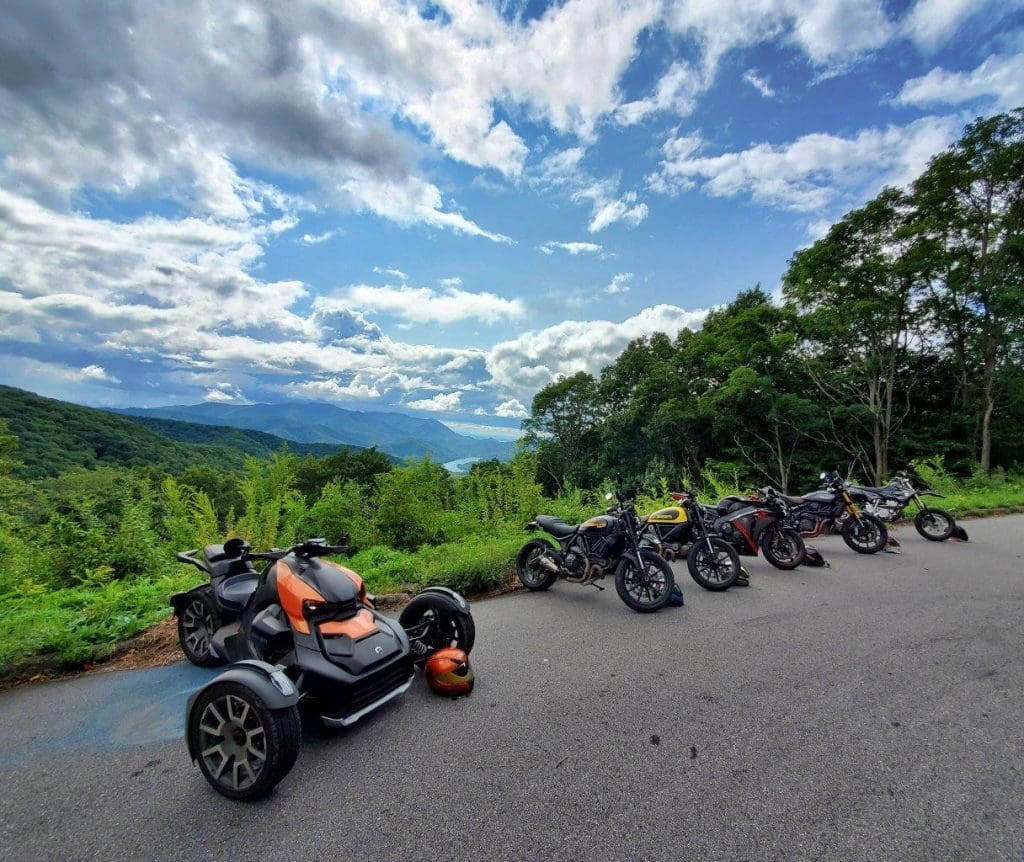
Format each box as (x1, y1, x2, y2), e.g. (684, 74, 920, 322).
(1, 108, 1022, 677)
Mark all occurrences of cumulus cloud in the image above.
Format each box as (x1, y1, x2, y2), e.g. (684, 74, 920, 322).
(649, 116, 961, 212)
(486, 304, 709, 396)
(615, 61, 706, 125)
(538, 241, 604, 255)
(494, 398, 529, 419)
(406, 391, 462, 412)
(606, 273, 634, 294)
(374, 266, 409, 281)
(338, 283, 525, 325)
(895, 52, 1024, 112)
(299, 231, 338, 246)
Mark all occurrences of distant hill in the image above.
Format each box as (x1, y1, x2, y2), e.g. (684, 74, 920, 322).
(0, 386, 366, 479)
(115, 401, 517, 463)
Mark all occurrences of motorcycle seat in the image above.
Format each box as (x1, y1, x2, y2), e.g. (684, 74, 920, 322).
(535, 515, 578, 540)
(216, 572, 260, 608)
(781, 494, 807, 505)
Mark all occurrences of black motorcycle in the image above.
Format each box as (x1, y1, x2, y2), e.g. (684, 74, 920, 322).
(785, 471, 889, 554)
(861, 470, 967, 541)
(516, 486, 675, 612)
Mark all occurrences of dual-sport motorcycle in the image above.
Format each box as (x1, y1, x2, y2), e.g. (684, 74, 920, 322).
(172, 537, 474, 800)
(785, 471, 889, 554)
(643, 487, 807, 572)
(515, 486, 675, 612)
(861, 470, 968, 541)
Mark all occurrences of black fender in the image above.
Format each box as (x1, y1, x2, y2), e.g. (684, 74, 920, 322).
(413, 586, 470, 613)
(185, 660, 299, 761)
(524, 520, 540, 532)
(169, 584, 211, 614)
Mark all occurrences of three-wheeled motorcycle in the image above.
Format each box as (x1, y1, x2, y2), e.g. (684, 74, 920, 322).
(173, 538, 474, 800)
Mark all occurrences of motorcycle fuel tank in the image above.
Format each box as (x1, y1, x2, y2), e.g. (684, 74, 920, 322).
(646, 507, 688, 524)
(580, 515, 615, 531)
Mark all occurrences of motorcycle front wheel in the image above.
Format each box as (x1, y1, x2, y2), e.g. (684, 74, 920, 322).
(760, 527, 806, 570)
(687, 538, 741, 591)
(914, 508, 955, 541)
(515, 538, 558, 591)
(188, 681, 301, 801)
(614, 551, 674, 613)
(841, 513, 888, 554)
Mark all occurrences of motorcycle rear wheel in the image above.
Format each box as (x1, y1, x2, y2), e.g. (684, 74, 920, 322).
(914, 508, 955, 541)
(614, 551, 674, 613)
(188, 681, 301, 801)
(687, 538, 741, 591)
(515, 538, 558, 591)
(178, 589, 222, 667)
(760, 527, 806, 570)
(400, 592, 476, 664)
(841, 513, 887, 554)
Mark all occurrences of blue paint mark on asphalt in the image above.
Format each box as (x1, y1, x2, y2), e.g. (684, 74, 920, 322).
(0, 663, 220, 767)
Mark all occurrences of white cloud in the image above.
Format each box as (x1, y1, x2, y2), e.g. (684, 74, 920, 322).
(439, 276, 463, 288)
(494, 398, 529, 418)
(895, 52, 1024, 112)
(574, 185, 649, 233)
(374, 266, 409, 281)
(649, 116, 961, 212)
(606, 273, 634, 294)
(615, 61, 706, 125)
(486, 304, 709, 396)
(900, 0, 1022, 50)
(203, 383, 248, 403)
(338, 283, 525, 325)
(406, 391, 462, 412)
(299, 231, 338, 246)
(79, 365, 121, 384)
(743, 70, 776, 98)
(538, 241, 604, 255)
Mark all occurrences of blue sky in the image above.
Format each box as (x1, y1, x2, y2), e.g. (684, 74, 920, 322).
(1, 0, 1022, 441)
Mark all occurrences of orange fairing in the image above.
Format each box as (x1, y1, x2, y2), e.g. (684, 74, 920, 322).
(276, 562, 323, 634)
(320, 609, 378, 638)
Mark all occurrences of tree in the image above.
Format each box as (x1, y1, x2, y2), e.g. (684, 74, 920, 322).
(785, 188, 924, 483)
(912, 109, 1024, 471)
(522, 372, 601, 492)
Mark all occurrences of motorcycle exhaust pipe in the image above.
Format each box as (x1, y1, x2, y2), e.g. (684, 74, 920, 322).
(537, 555, 559, 573)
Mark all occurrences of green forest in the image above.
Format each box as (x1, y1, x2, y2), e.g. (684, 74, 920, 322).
(1, 108, 1022, 678)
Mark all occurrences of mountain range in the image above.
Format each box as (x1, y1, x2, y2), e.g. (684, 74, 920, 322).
(113, 401, 517, 464)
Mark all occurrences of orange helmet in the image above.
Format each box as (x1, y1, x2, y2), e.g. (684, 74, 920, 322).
(424, 647, 474, 696)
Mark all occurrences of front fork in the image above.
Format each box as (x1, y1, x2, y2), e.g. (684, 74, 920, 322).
(842, 492, 863, 522)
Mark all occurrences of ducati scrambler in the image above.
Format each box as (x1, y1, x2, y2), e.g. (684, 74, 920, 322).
(861, 470, 967, 541)
(656, 490, 744, 591)
(174, 538, 474, 800)
(516, 486, 675, 612)
(786, 471, 889, 554)
(642, 488, 806, 571)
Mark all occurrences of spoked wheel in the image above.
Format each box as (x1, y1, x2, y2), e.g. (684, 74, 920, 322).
(914, 508, 955, 541)
(687, 538, 741, 591)
(188, 681, 301, 801)
(178, 591, 222, 667)
(515, 538, 558, 591)
(841, 514, 888, 554)
(400, 592, 476, 665)
(614, 551, 674, 613)
(761, 527, 806, 570)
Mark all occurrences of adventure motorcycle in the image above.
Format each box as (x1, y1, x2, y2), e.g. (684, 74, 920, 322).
(861, 470, 968, 541)
(643, 488, 806, 571)
(516, 486, 676, 612)
(785, 471, 889, 554)
(174, 538, 474, 800)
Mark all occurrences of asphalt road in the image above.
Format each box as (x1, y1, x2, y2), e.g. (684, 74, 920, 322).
(1, 516, 1022, 862)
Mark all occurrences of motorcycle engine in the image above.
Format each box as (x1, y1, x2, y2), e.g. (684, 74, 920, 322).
(563, 551, 585, 575)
